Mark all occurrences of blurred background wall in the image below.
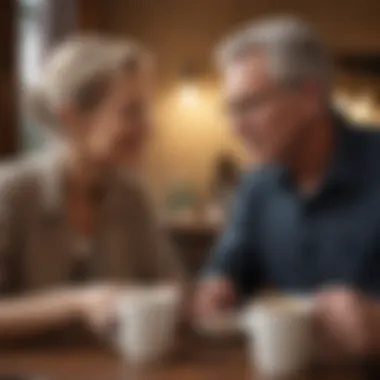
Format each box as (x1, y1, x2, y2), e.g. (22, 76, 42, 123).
(7, 0, 380, 205)
(0, 0, 377, 272)
(88, 0, 380, 203)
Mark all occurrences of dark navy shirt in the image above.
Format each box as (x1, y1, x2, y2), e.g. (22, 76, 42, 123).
(205, 118, 380, 297)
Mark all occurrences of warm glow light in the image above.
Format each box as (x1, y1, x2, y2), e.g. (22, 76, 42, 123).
(334, 90, 376, 123)
(333, 91, 350, 112)
(351, 93, 375, 122)
(179, 83, 200, 107)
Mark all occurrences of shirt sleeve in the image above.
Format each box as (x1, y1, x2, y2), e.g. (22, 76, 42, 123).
(364, 212, 380, 298)
(0, 166, 23, 296)
(201, 171, 265, 295)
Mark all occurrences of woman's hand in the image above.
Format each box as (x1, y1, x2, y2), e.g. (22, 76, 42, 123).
(73, 284, 124, 340)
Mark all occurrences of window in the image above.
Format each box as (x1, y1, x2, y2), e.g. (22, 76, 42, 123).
(18, 0, 47, 151)
(18, 0, 76, 151)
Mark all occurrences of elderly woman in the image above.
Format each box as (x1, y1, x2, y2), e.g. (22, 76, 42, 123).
(0, 36, 184, 341)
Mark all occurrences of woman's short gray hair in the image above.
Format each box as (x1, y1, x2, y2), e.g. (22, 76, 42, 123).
(216, 16, 332, 90)
(27, 35, 152, 129)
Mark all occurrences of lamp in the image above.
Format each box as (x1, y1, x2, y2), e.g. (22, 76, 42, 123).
(178, 63, 201, 107)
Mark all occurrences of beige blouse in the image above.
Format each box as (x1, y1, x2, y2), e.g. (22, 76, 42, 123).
(0, 149, 184, 294)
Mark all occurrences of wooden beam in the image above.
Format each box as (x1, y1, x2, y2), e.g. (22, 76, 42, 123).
(0, 0, 17, 156)
(76, 0, 110, 32)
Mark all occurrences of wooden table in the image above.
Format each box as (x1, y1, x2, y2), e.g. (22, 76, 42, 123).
(0, 336, 374, 380)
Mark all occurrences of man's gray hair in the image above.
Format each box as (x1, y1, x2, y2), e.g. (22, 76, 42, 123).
(216, 16, 332, 90)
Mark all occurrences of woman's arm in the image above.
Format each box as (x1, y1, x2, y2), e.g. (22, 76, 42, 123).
(0, 163, 122, 341)
(0, 285, 119, 340)
(0, 166, 82, 339)
(0, 290, 82, 339)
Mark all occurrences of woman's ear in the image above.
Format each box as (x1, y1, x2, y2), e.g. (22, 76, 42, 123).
(58, 103, 87, 138)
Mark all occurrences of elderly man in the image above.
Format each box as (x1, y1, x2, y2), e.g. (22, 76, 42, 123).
(195, 17, 380, 358)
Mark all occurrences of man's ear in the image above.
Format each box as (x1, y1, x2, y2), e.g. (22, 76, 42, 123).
(299, 79, 323, 115)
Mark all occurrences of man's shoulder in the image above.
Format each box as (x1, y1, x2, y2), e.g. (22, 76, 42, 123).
(347, 123, 380, 144)
(346, 124, 380, 167)
(341, 122, 380, 190)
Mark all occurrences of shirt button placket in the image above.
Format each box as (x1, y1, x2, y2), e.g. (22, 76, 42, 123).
(298, 198, 319, 289)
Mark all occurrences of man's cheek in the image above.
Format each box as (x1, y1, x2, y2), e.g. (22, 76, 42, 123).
(244, 128, 262, 153)
(232, 123, 252, 145)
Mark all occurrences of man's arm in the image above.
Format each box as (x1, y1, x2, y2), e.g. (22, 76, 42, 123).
(314, 202, 380, 360)
(203, 171, 264, 293)
(195, 171, 265, 316)
(315, 287, 380, 359)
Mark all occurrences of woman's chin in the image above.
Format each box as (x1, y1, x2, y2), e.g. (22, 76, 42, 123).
(119, 154, 144, 170)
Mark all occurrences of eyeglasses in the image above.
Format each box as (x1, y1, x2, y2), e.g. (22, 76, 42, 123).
(225, 86, 289, 120)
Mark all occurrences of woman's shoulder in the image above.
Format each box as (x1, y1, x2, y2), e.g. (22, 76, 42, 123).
(0, 150, 61, 201)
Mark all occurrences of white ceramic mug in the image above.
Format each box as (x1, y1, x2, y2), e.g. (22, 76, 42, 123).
(242, 296, 314, 378)
(116, 285, 181, 365)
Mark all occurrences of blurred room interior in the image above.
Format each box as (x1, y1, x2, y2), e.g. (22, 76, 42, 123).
(3, 0, 380, 273)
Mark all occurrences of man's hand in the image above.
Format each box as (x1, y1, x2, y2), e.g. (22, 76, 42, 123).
(193, 276, 236, 318)
(315, 286, 380, 358)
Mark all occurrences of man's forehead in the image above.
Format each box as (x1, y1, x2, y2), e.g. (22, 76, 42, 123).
(223, 52, 272, 92)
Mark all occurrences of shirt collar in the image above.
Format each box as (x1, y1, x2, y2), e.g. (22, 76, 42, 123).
(276, 112, 362, 194)
(323, 113, 362, 191)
